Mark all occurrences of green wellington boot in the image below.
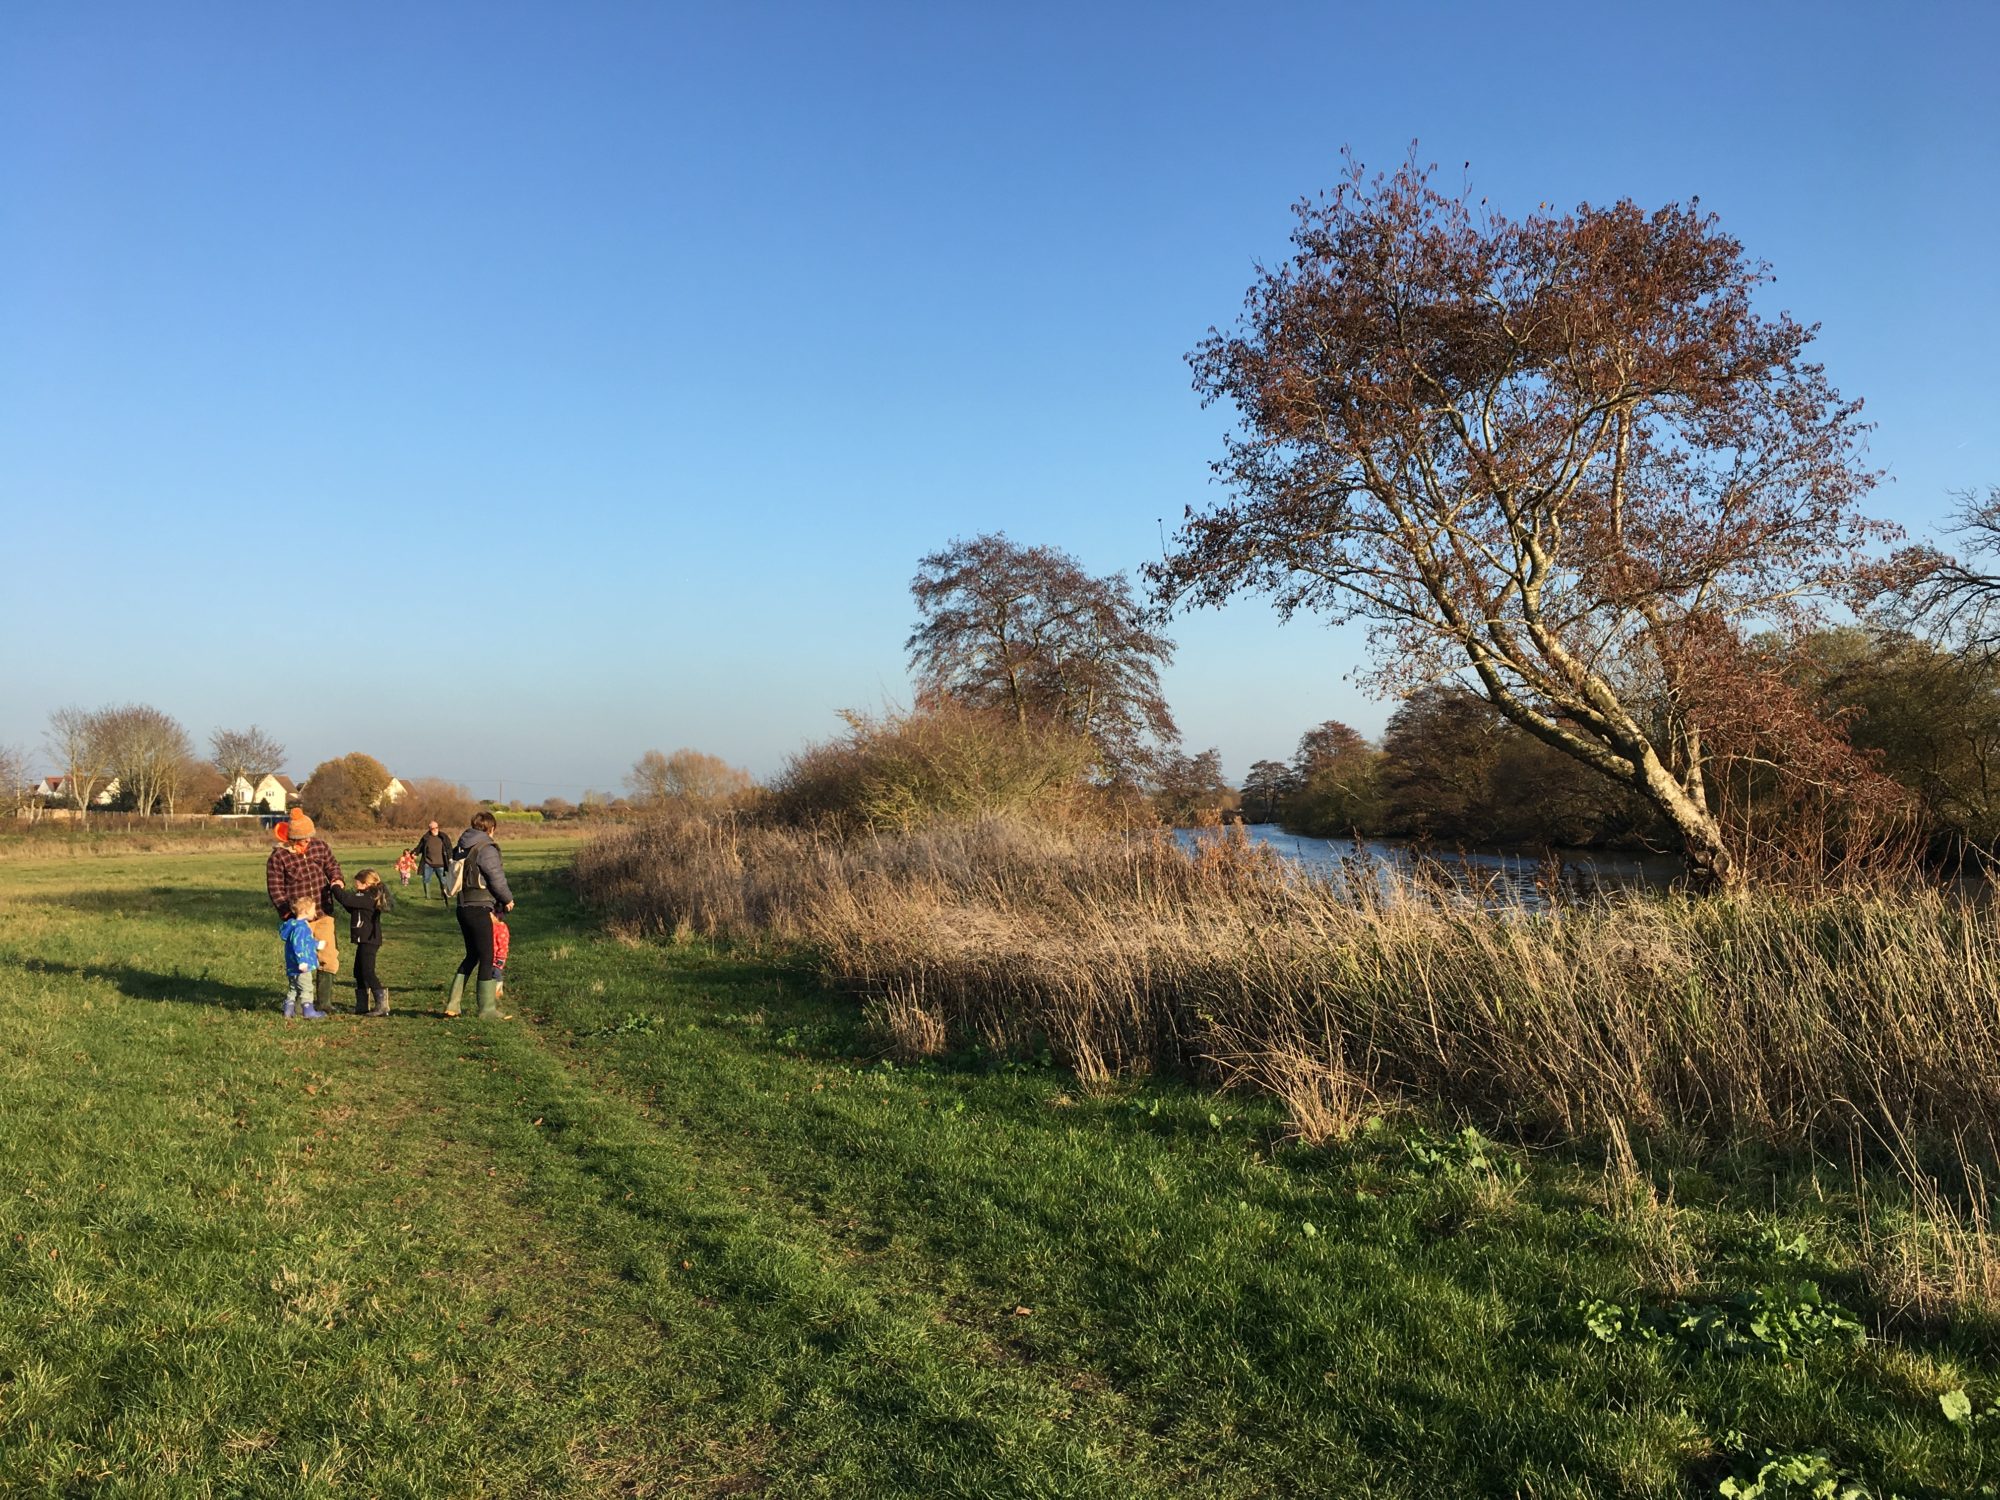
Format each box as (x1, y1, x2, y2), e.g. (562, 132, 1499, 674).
(476, 979, 503, 1020)
(444, 972, 466, 1018)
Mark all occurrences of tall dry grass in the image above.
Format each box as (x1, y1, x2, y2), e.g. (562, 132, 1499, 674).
(574, 814, 2000, 1312)
(578, 817, 1999, 1140)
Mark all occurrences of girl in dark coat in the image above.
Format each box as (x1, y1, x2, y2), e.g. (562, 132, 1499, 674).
(330, 869, 394, 1017)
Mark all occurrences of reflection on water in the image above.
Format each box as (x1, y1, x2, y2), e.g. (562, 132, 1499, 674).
(1177, 824, 1683, 908)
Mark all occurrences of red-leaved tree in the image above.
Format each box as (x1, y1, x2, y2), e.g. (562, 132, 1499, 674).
(1153, 150, 1899, 891)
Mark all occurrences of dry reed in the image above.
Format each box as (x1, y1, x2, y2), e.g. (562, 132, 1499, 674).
(575, 814, 2000, 1312)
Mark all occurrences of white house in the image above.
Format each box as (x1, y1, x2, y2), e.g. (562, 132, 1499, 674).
(222, 773, 297, 813)
(33, 774, 121, 807)
(373, 777, 407, 809)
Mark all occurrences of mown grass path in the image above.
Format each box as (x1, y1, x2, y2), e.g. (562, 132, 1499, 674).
(1, 844, 1993, 1496)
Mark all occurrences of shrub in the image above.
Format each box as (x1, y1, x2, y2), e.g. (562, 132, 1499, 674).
(765, 703, 1098, 832)
(394, 778, 484, 832)
(300, 753, 393, 829)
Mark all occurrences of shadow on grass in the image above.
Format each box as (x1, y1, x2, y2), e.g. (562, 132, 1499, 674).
(26, 885, 272, 921)
(10, 955, 278, 1011)
(8, 953, 487, 1023)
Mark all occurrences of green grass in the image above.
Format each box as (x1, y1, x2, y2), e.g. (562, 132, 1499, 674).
(1, 844, 1995, 1496)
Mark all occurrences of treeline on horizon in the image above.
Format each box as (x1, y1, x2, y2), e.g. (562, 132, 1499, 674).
(6, 718, 631, 834)
(1231, 626, 2000, 862)
(22, 565, 2000, 876)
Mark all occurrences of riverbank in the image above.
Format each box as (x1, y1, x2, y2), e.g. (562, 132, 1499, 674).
(2, 842, 1993, 1494)
(1189, 821, 1686, 901)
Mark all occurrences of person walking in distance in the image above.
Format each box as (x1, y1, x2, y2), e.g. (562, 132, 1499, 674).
(409, 820, 452, 900)
(444, 811, 513, 1020)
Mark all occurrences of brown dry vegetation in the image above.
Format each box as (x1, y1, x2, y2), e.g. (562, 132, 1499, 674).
(575, 815, 2000, 1316)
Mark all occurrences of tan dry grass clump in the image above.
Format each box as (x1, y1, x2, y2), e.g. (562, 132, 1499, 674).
(578, 816, 2000, 1153)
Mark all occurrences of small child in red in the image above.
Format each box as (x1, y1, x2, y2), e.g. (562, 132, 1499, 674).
(491, 913, 510, 999)
(395, 851, 417, 888)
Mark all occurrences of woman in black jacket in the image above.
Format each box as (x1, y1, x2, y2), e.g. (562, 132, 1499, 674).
(445, 810, 514, 1020)
(329, 870, 394, 1017)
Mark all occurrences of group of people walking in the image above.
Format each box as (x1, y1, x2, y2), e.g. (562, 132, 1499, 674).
(265, 811, 515, 1021)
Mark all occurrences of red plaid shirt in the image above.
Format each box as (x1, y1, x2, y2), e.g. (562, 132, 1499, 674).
(265, 839, 345, 915)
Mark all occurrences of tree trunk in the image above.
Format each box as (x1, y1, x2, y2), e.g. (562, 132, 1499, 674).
(1638, 754, 1744, 896)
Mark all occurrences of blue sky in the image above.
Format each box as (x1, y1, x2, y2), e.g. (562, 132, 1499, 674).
(4, 2, 1995, 799)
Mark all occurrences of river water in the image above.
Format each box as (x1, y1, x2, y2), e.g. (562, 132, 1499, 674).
(1177, 823, 1683, 907)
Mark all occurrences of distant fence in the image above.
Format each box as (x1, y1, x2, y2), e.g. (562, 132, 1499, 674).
(13, 810, 276, 828)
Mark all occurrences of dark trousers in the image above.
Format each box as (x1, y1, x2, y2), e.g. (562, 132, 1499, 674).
(456, 905, 496, 980)
(353, 942, 383, 1012)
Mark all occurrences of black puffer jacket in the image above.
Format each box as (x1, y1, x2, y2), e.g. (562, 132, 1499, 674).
(330, 884, 393, 945)
(453, 827, 512, 909)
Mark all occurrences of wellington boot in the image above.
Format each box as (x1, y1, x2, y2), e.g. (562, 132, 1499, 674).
(314, 971, 336, 1014)
(444, 972, 466, 1018)
(372, 991, 391, 1018)
(476, 980, 503, 1020)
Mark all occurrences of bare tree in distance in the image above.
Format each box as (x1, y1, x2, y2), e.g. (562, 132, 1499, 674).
(0, 743, 29, 822)
(1150, 747, 1233, 827)
(99, 704, 195, 816)
(397, 777, 484, 831)
(909, 533, 1178, 781)
(43, 706, 114, 818)
(627, 748, 756, 813)
(1152, 149, 1896, 893)
(1239, 758, 1296, 824)
(1884, 486, 2000, 656)
(212, 726, 287, 812)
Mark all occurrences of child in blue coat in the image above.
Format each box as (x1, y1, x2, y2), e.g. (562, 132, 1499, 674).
(280, 897, 328, 1019)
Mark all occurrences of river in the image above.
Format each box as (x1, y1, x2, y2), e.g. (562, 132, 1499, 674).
(1177, 823, 1683, 906)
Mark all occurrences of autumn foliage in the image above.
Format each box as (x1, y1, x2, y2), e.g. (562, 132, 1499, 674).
(1156, 150, 1898, 890)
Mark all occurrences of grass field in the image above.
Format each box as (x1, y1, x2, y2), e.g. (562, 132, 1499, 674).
(2, 843, 1996, 1496)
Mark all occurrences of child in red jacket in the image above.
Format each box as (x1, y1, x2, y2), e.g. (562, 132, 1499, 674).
(491, 912, 510, 999)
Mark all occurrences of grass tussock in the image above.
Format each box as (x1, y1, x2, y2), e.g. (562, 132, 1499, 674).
(576, 814, 2000, 1314)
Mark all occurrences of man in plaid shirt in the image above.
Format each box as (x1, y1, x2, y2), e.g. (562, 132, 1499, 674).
(265, 810, 344, 917)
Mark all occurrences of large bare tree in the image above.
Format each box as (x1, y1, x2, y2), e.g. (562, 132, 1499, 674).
(212, 726, 287, 811)
(909, 533, 1178, 780)
(0, 744, 29, 822)
(1885, 486, 2000, 656)
(627, 748, 756, 812)
(1153, 152, 1892, 891)
(44, 706, 114, 818)
(100, 704, 195, 816)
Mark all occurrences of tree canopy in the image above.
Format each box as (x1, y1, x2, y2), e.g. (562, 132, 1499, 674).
(627, 748, 757, 813)
(1154, 150, 1896, 890)
(302, 752, 394, 829)
(909, 533, 1177, 781)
